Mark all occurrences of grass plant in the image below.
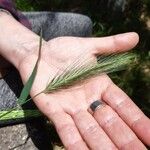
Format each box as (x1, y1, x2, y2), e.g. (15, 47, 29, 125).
(0, 30, 137, 120)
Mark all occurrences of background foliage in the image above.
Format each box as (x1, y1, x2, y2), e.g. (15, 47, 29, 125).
(15, 0, 150, 116)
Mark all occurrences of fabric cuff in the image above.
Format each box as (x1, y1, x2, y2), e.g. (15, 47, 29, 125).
(0, 0, 31, 29)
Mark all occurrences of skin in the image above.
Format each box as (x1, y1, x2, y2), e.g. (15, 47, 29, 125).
(0, 12, 150, 150)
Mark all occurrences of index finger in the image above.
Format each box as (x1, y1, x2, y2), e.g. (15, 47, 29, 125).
(102, 82, 150, 146)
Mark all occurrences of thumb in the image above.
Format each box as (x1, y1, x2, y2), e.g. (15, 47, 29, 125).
(85, 32, 139, 55)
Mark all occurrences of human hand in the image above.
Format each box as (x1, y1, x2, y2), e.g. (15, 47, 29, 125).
(18, 33, 150, 149)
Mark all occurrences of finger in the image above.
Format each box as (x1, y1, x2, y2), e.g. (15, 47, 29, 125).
(86, 32, 139, 55)
(48, 111, 89, 150)
(94, 104, 146, 149)
(72, 110, 117, 150)
(102, 82, 150, 146)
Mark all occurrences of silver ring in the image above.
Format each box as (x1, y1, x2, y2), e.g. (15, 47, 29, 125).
(89, 100, 105, 113)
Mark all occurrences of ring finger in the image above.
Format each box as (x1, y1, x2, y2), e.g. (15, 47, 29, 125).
(91, 100, 146, 149)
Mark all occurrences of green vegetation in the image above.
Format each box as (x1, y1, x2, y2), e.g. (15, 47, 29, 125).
(14, 0, 149, 147)
(44, 53, 137, 93)
(15, 0, 150, 117)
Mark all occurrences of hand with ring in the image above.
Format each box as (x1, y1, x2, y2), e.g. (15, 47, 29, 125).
(18, 33, 150, 149)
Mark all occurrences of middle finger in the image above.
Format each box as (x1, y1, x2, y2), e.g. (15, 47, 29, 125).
(72, 110, 117, 150)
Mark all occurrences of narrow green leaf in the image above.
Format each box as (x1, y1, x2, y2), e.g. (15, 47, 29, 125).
(0, 29, 43, 121)
(18, 29, 43, 105)
(0, 110, 42, 121)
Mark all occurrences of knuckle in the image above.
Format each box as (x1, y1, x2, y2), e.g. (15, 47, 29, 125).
(120, 138, 141, 150)
(103, 114, 117, 127)
(115, 98, 127, 109)
(112, 35, 121, 52)
(103, 107, 118, 125)
(71, 108, 84, 117)
(84, 123, 99, 135)
(57, 123, 75, 133)
(131, 115, 143, 128)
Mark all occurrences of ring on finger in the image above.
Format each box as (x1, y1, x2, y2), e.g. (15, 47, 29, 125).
(88, 100, 106, 114)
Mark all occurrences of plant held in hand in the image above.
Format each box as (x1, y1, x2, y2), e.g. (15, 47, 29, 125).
(0, 30, 138, 121)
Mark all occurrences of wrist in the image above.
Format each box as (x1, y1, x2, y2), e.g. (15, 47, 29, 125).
(0, 12, 40, 69)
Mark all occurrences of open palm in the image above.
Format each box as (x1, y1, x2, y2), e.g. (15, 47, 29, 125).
(18, 33, 150, 149)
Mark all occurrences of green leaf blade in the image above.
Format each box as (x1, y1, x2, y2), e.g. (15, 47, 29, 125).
(18, 64, 38, 105)
(18, 29, 43, 106)
(0, 110, 42, 121)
